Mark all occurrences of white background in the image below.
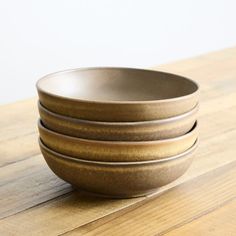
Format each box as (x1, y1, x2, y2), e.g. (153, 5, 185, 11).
(0, 0, 236, 105)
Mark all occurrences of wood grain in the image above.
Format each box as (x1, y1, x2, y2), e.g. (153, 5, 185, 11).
(0, 47, 236, 235)
(0, 105, 235, 221)
(0, 154, 72, 218)
(0, 133, 39, 167)
(1, 90, 236, 219)
(165, 199, 236, 236)
(64, 161, 236, 236)
(0, 98, 37, 141)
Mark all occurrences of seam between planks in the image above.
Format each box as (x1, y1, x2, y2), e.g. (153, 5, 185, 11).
(57, 190, 169, 236)
(0, 152, 39, 169)
(0, 190, 74, 221)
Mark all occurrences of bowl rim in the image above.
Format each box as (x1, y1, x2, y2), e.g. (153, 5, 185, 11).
(39, 137, 198, 165)
(38, 100, 199, 126)
(38, 119, 198, 145)
(36, 67, 199, 105)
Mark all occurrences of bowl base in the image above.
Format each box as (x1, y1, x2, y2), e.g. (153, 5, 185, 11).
(71, 185, 159, 199)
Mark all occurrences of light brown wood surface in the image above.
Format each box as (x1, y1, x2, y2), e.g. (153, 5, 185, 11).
(0, 47, 236, 235)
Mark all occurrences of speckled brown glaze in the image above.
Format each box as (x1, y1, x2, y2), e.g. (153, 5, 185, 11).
(39, 139, 198, 198)
(38, 120, 198, 162)
(38, 101, 198, 141)
(36, 67, 199, 122)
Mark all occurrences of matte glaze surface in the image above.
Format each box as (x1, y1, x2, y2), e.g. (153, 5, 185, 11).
(38, 120, 198, 162)
(37, 67, 199, 121)
(39, 139, 198, 197)
(38, 102, 198, 141)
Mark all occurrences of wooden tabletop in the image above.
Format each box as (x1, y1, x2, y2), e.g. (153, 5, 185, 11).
(1, 47, 236, 236)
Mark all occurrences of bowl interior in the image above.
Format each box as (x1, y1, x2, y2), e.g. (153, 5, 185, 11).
(37, 68, 198, 102)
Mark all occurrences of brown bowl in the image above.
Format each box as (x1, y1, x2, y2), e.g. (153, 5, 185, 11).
(36, 67, 199, 122)
(39, 138, 198, 198)
(38, 101, 198, 141)
(38, 120, 198, 162)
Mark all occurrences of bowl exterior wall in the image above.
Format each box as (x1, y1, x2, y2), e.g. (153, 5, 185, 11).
(40, 143, 196, 197)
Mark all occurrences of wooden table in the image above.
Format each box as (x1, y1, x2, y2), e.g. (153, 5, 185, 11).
(1, 47, 236, 236)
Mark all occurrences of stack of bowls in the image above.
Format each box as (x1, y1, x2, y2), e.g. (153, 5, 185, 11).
(37, 67, 199, 198)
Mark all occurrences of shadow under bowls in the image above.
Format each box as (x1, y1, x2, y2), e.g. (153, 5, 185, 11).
(39, 138, 198, 198)
(38, 119, 198, 162)
(36, 67, 199, 122)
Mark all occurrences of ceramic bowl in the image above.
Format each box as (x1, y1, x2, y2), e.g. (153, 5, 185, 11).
(38, 101, 198, 141)
(36, 67, 199, 122)
(38, 119, 198, 162)
(39, 138, 198, 197)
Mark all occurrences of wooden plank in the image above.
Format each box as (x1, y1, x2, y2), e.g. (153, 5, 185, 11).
(0, 47, 236, 235)
(0, 102, 235, 219)
(0, 115, 236, 234)
(164, 199, 236, 236)
(0, 154, 73, 218)
(64, 161, 236, 236)
(0, 98, 37, 141)
(0, 133, 39, 168)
